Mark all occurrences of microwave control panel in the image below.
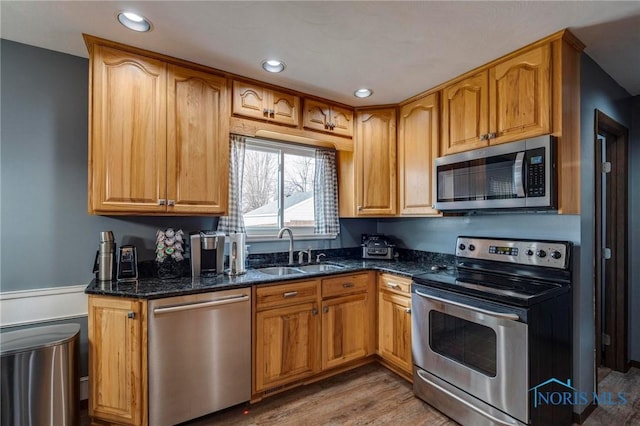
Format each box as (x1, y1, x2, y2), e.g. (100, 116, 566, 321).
(525, 148, 546, 197)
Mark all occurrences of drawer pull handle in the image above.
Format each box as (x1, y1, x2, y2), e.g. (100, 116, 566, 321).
(283, 291, 298, 298)
(387, 283, 400, 289)
(342, 283, 355, 288)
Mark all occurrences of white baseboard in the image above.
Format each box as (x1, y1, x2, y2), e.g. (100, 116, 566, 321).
(0, 285, 88, 327)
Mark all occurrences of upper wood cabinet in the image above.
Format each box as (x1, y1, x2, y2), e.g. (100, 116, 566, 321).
(303, 99, 354, 137)
(354, 108, 397, 216)
(90, 45, 168, 214)
(232, 81, 300, 126)
(87, 40, 229, 215)
(441, 44, 552, 155)
(88, 296, 145, 426)
(489, 44, 551, 145)
(398, 93, 440, 215)
(167, 65, 229, 214)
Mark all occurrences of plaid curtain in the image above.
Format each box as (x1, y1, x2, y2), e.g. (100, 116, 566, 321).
(314, 149, 340, 234)
(217, 134, 246, 234)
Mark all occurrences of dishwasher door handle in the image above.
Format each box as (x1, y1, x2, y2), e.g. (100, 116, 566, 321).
(153, 294, 249, 315)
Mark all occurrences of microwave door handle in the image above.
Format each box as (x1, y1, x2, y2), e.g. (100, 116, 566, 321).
(513, 152, 525, 197)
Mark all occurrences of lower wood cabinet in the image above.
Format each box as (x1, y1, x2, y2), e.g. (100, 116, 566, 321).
(377, 274, 412, 379)
(254, 280, 321, 393)
(253, 272, 375, 398)
(88, 295, 147, 426)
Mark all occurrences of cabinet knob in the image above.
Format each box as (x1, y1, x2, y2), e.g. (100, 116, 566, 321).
(323, 305, 329, 314)
(488, 132, 496, 139)
(167, 200, 175, 206)
(269, 109, 275, 118)
(480, 134, 487, 141)
(357, 205, 362, 211)
(263, 108, 269, 116)
(158, 199, 166, 206)
(312, 308, 318, 316)
(324, 123, 329, 129)
(405, 308, 412, 314)
(127, 311, 135, 319)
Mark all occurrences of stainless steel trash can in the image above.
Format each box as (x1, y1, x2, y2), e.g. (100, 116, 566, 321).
(1, 323, 80, 426)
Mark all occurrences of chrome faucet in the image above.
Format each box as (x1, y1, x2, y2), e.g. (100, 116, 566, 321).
(277, 227, 294, 265)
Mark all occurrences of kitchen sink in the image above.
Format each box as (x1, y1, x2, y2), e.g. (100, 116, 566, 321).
(297, 264, 345, 273)
(257, 266, 305, 276)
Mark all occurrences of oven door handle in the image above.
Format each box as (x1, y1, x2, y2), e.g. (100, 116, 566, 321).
(414, 290, 520, 321)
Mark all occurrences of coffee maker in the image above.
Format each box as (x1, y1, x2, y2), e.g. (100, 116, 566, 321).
(190, 231, 225, 277)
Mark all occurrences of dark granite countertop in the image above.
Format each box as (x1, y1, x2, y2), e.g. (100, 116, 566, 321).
(85, 249, 455, 300)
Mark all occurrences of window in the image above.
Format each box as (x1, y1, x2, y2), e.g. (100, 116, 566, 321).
(242, 138, 321, 237)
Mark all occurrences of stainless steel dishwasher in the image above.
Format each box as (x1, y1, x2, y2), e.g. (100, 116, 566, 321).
(148, 288, 251, 426)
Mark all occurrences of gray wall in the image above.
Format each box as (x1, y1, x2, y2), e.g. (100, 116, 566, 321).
(579, 53, 634, 402)
(0, 39, 368, 293)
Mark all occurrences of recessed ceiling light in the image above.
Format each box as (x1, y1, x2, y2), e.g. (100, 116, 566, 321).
(354, 88, 373, 98)
(117, 11, 152, 32)
(261, 59, 286, 73)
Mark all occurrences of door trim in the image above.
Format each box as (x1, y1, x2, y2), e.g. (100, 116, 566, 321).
(593, 109, 629, 374)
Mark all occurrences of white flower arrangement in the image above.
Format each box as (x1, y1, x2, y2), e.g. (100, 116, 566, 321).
(155, 228, 185, 263)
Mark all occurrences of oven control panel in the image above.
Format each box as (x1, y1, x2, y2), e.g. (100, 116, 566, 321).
(456, 237, 569, 269)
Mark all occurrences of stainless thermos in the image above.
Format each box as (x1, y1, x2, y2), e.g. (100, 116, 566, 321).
(94, 231, 116, 281)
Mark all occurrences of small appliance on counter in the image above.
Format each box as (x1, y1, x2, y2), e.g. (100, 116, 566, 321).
(190, 231, 225, 277)
(93, 231, 116, 281)
(226, 233, 247, 276)
(361, 234, 395, 259)
(117, 245, 138, 281)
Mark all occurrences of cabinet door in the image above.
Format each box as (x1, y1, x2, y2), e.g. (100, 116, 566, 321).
(330, 105, 354, 137)
(88, 296, 144, 425)
(489, 44, 551, 145)
(255, 302, 320, 392)
(90, 46, 167, 213)
(232, 81, 268, 121)
(303, 99, 331, 132)
(355, 108, 397, 216)
(321, 292, 371, 370)
(167, 65, 229, 214)
(441, 71, 489, 155)
(398, 93, 440, 215)
(269, 89, 300, 126)
(378, 291, 412, 375)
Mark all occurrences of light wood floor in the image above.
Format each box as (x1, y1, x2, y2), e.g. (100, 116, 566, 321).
(81, 364, 640, 425)
(183, 363, 457, 426)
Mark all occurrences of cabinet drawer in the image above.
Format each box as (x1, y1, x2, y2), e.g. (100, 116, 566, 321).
(378, 273, 411, 295)
(256, 280, 319, 310)
(322, 273, 369, 298)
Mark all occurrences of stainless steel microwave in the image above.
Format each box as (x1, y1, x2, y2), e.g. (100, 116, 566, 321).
(434, 135, 556, 211)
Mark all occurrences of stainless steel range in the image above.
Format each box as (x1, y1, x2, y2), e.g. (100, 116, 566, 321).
(411, 236, 572, 426)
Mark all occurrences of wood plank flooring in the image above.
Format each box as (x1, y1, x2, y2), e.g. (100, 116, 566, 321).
(582, 367, 640, 426)
(183, 363, 456, 426)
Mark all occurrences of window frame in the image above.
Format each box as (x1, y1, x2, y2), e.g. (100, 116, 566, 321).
(242, 138, 337, 241)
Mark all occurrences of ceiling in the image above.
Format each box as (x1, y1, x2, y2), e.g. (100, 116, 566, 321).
(2, 1, 639, 106)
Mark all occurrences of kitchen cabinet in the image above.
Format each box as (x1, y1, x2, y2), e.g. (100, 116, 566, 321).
(87, 38, 229, 215)
(233, 81, 300, 127)
(354, 108, 397, 216)
(254, 280, 321, 394)
(441, 44, 551, 155)
(398, 93, 440, 215)
(377, 274, 412, 379)
(303, 99, 354, 137)
(321, 273, 375, 370)
(88, 295, 146, 426)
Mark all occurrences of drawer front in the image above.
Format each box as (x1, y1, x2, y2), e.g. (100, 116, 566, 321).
(256, 280, 319, 310)
(378, 273, 411, 295)
(322, 273, 370, 298)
